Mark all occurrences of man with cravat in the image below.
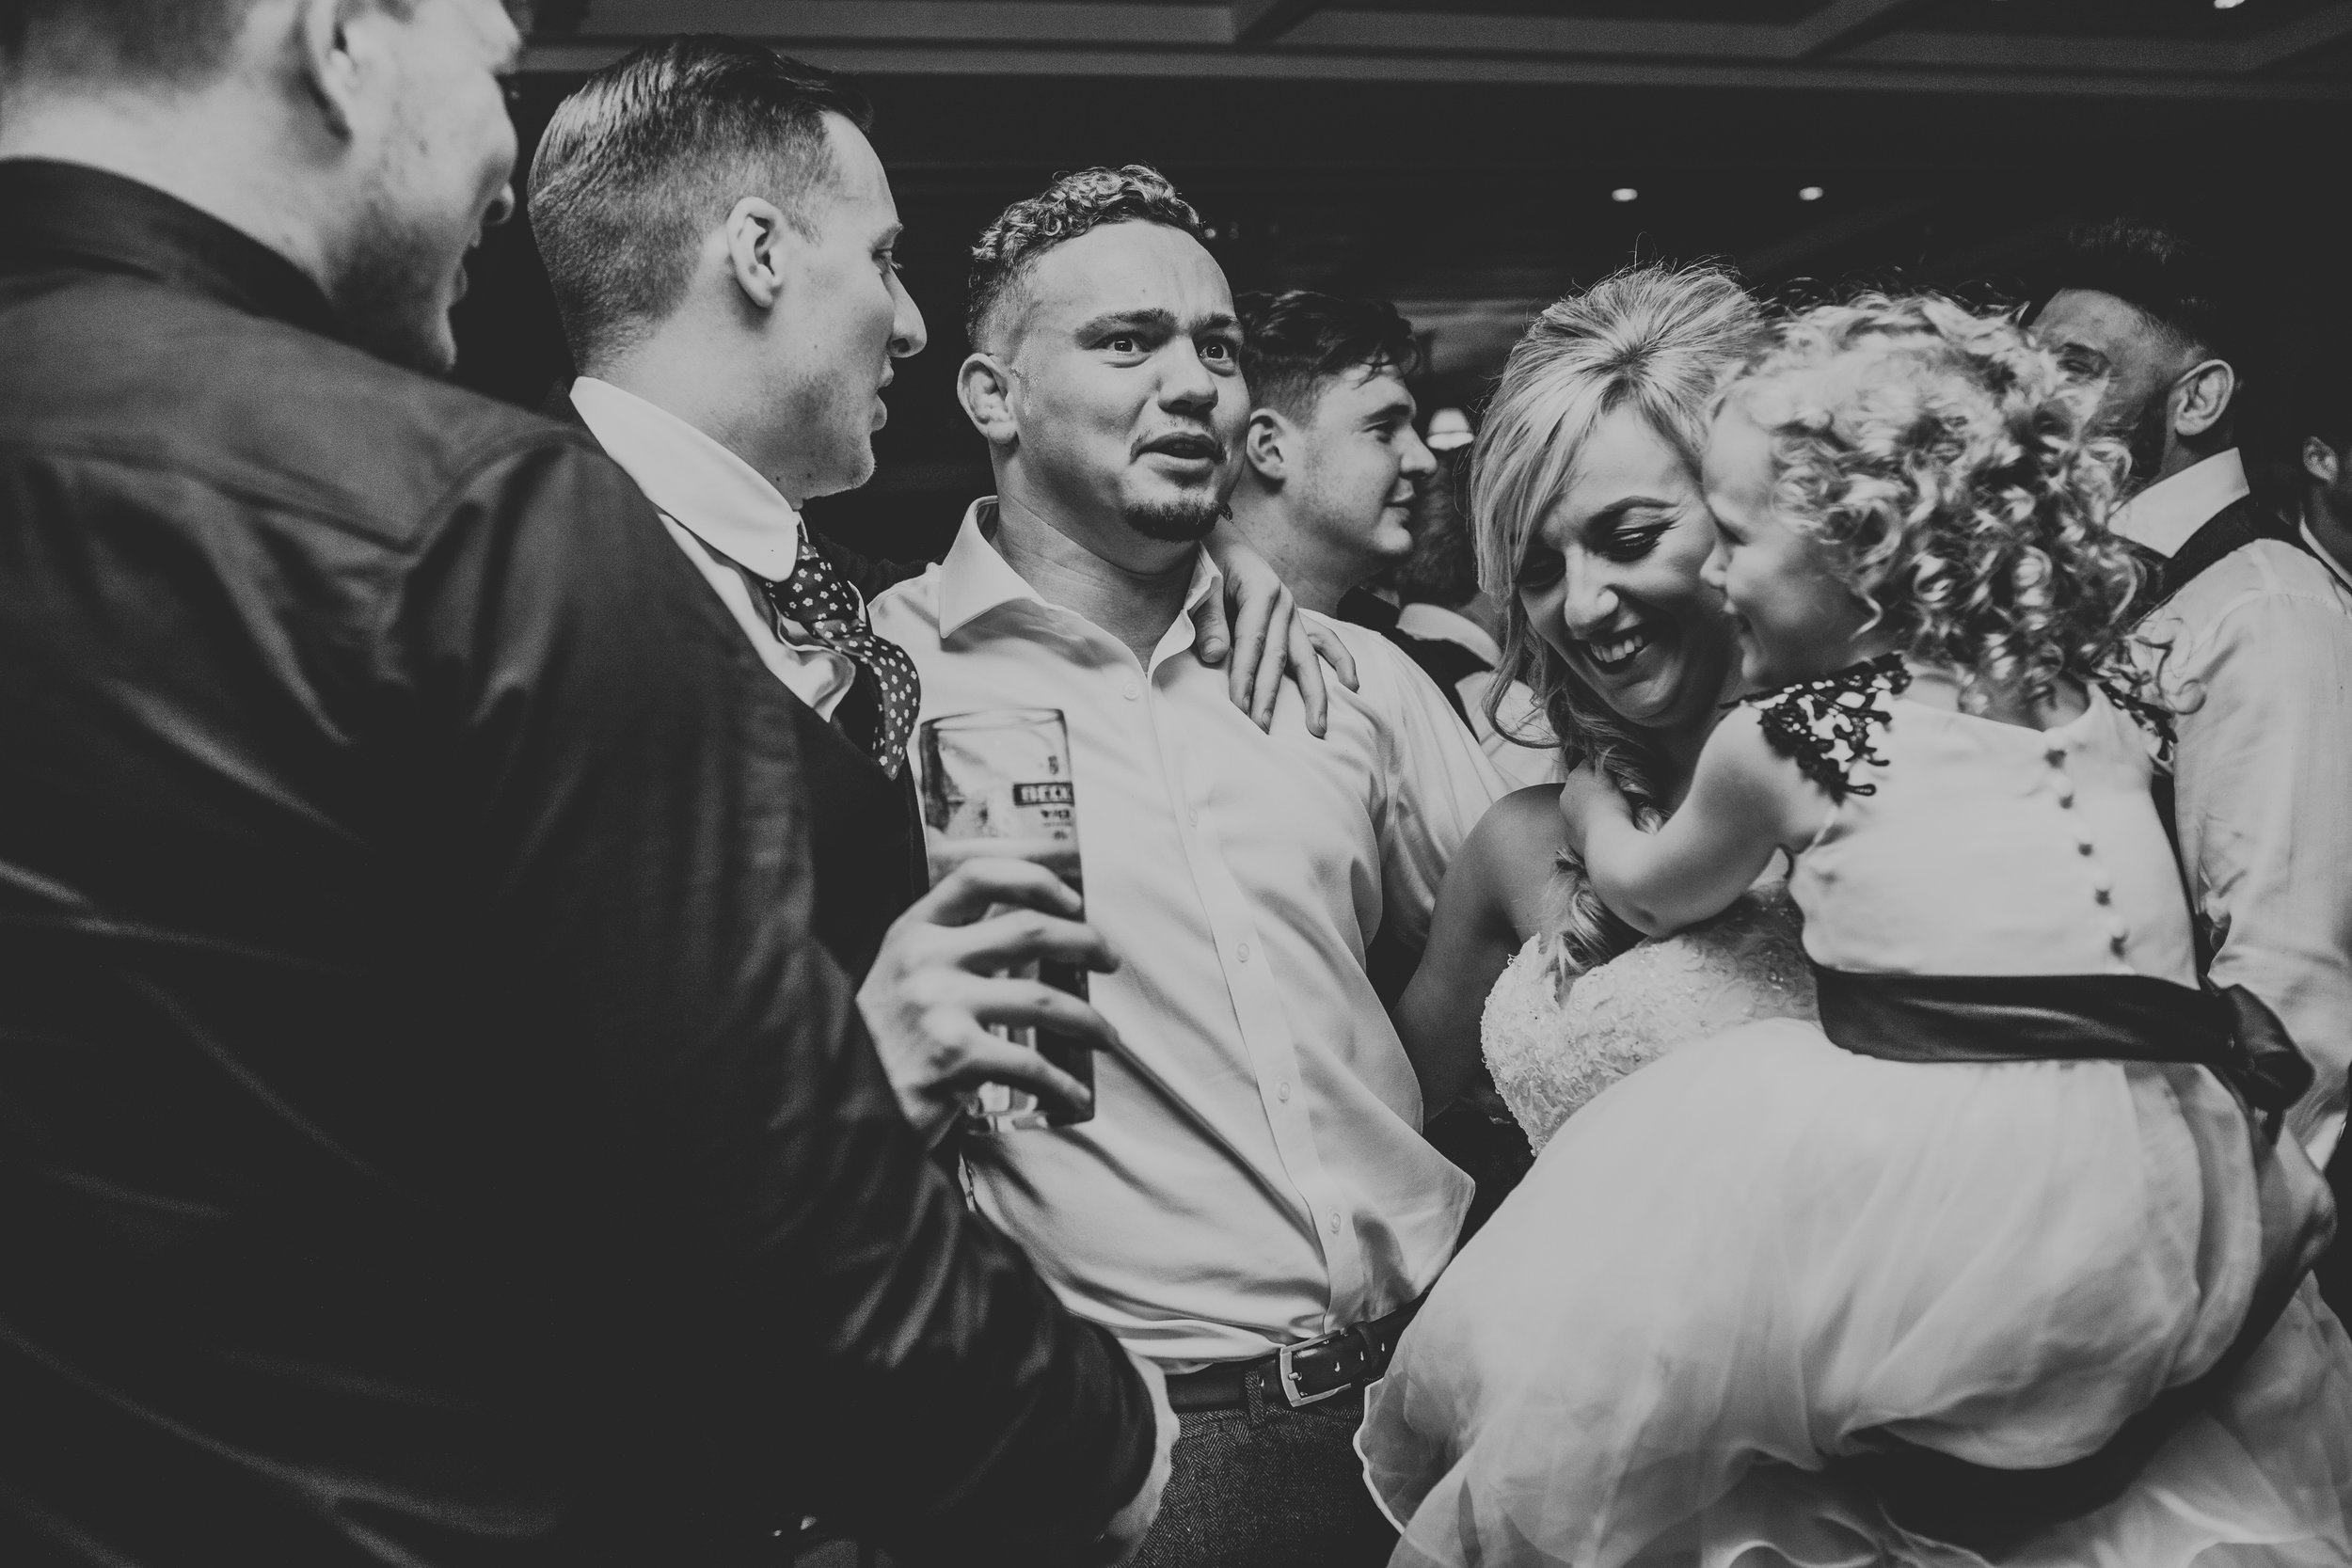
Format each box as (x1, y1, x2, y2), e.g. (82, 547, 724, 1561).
(527, 40, 1348, 1065)
(0, 4, 1174, 1563)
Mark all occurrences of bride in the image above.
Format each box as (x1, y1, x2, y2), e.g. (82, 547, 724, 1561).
(1373, 264, 2352, 1565)
(1394, 263, 1812, 1154)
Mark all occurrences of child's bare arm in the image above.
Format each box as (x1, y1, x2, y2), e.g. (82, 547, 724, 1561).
(1561, 708, 1822, 938)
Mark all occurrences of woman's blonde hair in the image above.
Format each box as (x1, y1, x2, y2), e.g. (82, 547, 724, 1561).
(1468, 262, 1764, 976)
(1722, 293, 2146, 713)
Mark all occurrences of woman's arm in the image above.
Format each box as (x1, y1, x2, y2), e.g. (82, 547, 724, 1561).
(1564, 707, 1819, 939)
(1397, 786, 1568, 1115)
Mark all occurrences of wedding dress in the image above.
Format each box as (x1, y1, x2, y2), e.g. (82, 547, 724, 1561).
(1362, 663, 2352, 1568)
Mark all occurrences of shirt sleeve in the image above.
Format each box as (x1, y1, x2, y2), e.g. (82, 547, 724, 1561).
(1355, 625, 1509, 958)
(391, 435, 1152, 1560)
(2158, 567, 2352, 1162)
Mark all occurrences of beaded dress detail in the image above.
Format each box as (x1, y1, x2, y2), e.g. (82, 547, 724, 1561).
(1482, 881, 1815, 1153)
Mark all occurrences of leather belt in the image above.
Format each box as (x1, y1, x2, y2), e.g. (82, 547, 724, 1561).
(1164, 1297, 1422, 1414)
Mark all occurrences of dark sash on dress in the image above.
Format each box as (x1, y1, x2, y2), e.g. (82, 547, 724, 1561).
(1817, 965, 2324, 1551)
(1814, 967, 2314, 1118)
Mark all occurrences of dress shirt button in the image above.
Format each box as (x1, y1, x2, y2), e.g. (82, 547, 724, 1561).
(1235, 940, 1252, 963)
(1278, 1080, 1292, 1103)
(1122, 683, 1140, 702)
(1187, 808, 1200, 828)
(1327, 1209, 1343, 1235)
(2053, 782, 2075, 808)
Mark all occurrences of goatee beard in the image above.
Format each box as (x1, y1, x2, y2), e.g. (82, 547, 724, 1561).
(1124, 495, 1225, 543)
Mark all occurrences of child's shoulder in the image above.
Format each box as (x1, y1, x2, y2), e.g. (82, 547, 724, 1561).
(1738, 653, 1911, 803)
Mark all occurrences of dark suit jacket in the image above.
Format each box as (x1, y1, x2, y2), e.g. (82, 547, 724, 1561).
(0, 158, 1151, 1568)
(546, 392, 928, 979)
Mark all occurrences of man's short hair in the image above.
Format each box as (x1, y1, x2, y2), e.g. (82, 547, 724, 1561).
(1236, 289, 1422, 421)
(2040, 218, 2242, 369)
(965, 165, 1206, 350)
(2, 0, 265, 83)
(527, 35, 873, 366)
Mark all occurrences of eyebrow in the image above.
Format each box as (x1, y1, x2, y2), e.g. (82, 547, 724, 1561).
(1589, 496, 1682, 526)
(1364, 390, 1417, 424)
(1075, 309, 1241, 339)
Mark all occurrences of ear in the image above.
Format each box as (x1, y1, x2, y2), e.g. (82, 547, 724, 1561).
(2305, 435, 2343, 488)
(723, 198, 797, 312)
(292, 0, 374, 140)
(959, 352, 1018, 447)
(1243, 408, 1292, 483)
(2171, 357, 2236, 440)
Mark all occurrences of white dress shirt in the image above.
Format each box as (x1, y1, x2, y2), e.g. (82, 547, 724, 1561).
(2109, 448, 2251, 559)
(2124, 450, 2352, 1162)
(871, 500, 1505, 1367)
(2299, 516, 2352, 595)
(569, 375, 855, 720)
(1395, 602, 1565, 791)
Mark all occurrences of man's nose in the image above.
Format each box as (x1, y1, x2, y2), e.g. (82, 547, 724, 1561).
(1157, 342, 1218, 412)
(484, 183, 516, 230)
(1399, 424, 1438, 482)
(890, 270, 928, 358)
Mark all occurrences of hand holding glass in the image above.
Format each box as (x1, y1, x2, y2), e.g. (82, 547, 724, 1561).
(915, 708, 1097, 1133)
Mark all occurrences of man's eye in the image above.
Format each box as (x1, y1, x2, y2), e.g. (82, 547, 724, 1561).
(1105, 336, 1137, 354)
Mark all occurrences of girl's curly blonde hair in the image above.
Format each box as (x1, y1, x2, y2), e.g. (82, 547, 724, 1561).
(1722, 293, 2150, 712)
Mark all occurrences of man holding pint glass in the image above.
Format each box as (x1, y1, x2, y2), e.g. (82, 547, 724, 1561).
(874, 167, 1502, 1566)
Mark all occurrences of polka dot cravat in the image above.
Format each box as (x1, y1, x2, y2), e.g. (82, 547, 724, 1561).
(756, 537, 920, 779)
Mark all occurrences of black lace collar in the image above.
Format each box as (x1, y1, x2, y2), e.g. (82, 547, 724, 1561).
(1741, 653, 1912, 802)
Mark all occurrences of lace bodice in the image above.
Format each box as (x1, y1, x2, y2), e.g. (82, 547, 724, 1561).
(1483, 884, 1818, 1152)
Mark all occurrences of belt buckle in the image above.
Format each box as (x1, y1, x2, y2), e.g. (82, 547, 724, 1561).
(1275, 1328, 1350, 1408)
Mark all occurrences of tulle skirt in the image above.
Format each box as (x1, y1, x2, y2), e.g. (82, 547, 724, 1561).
(1359, 1019, 2351, 1567)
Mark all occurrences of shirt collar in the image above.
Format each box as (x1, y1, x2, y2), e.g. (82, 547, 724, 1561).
(1394, 601, 1502, 666)
(2109, 448, 2249, 560)
(0, 158, 341, 341)
(938, 497, 1221, 650)
(568, 376, 803, 581)
(2300, 516, 2352, 595)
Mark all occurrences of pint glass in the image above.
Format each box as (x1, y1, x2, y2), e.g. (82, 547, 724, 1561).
(914, 707, 1094, 1133)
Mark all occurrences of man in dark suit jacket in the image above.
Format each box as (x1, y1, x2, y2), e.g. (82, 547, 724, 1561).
(0, 4, 1177, 1562)
(526, 38, 1352, 1132)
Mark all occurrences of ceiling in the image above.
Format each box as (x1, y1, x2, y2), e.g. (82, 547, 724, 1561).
(523, 1, 2352, 93)
(471, 1, 2352, 558)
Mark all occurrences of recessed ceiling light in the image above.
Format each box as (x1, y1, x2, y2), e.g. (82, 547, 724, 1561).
(1612, 186, 1639, 202)
(1798, 185, 1825, 201)
(2214, 0, 2245, 8)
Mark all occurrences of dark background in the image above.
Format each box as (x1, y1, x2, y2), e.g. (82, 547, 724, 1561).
(459, 7, 2352, 563)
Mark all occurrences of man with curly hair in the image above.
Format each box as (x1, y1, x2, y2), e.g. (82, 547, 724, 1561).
(871, 166, 1506, 1566)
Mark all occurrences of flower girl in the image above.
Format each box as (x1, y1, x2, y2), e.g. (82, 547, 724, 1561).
(1359, 295, 2352, 1568)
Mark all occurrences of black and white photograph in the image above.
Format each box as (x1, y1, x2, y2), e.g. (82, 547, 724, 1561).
(5, 2, 2352, 1564)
